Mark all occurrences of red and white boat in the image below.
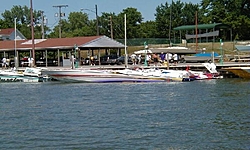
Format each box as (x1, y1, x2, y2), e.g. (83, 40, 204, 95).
(186, 63, 223, 80)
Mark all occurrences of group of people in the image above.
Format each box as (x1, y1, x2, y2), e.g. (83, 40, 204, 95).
(130, 52, 179, 66)
(1, 57, 34, 69)
(160, 52, 178, 65)
(131, 53, 141, 65)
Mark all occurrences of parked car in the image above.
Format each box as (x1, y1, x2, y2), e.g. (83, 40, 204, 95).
(116, 56, 133, 65)
(100, 55, 119, 65)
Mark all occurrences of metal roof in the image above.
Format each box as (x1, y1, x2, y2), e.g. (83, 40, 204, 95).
(173, 23, 231, 31)
(0, 35, 125, 51)
(80, 36, 125, 49)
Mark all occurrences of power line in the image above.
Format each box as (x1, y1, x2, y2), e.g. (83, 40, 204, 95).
(53, 4, 68, 38)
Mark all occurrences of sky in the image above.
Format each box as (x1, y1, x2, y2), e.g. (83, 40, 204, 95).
(0, 0, 201, 29)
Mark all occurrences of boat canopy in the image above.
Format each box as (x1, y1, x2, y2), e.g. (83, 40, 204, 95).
(194, 53, 219, 57)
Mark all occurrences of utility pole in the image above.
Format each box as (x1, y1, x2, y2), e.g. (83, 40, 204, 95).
(169, 0, 172, 46)
(14, 18, 18, 68)
(95, 4, 99, 36)
(195, 11, 198, 53)
(53, 5, 68, 38)
(39, 10, 45, 39)
(110, 16, 113, 39)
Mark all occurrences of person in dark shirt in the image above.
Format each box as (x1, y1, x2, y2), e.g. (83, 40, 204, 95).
(160, 52, 165, 63)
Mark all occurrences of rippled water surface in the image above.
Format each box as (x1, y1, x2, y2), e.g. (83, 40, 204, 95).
(0, 79, 249, 149)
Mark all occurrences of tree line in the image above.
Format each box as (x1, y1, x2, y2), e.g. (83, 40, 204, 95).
(0, 0, 249, 42)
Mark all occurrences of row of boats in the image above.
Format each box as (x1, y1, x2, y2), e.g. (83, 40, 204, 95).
(3, 63, 250, 83)
(3, 63, 227, 83)
(0, 63, 223, 83)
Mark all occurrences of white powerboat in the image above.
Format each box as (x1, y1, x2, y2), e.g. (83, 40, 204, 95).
(113, 68, 195, 82)
(42, 69, 167, 83)
(0, 67, 48, 82)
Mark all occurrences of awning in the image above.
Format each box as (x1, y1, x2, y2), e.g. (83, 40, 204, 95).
(134, 49, 152, 54)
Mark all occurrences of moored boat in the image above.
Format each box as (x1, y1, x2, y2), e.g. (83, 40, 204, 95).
(0, 67, 48, 82)
(42, 69, 167, 83)
(113, 68, 194, 82)
(223, 67, 250, 79)
(42, 66, 196, 83)
(186, 63, 223, 80)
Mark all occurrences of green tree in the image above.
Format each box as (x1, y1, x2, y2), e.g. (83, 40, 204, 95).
(117, 7, 143, 39)
(155, 0, 199, 39)
(200, 0, 250, 40)
(49, 12, 95, 38)
(155, 1, 171, 38)
(98, 12, 117, 38)
(138, 21, 157, 38)
(0, 5, 48, 39)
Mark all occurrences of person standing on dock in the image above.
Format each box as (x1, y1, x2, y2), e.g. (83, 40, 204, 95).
(90, 56, 95, 66)
(152, 53, 159, 67)
(160, 52, 165, 64)
(2, 57, 7, 69)
(131, 53, 137, 65)
(173, 53, 178, 65)
(165, 52, 173, 65)
(28, 57, 34, 67)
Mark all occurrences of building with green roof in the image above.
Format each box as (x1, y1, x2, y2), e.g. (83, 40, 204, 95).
(173, 23, 232, 44)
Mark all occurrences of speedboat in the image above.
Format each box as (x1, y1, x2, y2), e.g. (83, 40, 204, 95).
(223, 67, 250, 79)
(42, 69, 166, 83)
(0, 67, 47, 82)
(113, 68, 194, 82)
(186, 63, 223, 80)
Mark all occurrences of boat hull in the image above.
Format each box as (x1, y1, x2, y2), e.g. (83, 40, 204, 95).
(42, 69, 168, 83)
(224, 67, 250, 79)
(0, 75, 43, 82)
(42, 68, 195, 83)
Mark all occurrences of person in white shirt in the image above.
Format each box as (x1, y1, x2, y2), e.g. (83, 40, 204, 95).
(173, 53, 178, 65)
(146, 54, 151, 66)
(165, 53, 173, 64)
(28, 57, 34, 67)
(2, 57, 7, 69)
(137, 54, 141, 64)
(131, 53, 137, 65)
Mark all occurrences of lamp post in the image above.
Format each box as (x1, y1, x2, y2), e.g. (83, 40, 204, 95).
(220, 39, 224, 65)
(144, 41, 148, 66)
(81, 4, 99, 36)
(14, 18, 18, 68)
(74, 44, 79, 68)
(124, 14, 128, 68)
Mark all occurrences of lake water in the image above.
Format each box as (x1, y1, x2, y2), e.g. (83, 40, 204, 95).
(0, 79, 249, 150)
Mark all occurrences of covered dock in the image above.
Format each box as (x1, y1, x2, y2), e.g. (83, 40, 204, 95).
(173, 23, 232, 43)
(0, 35, 125, 67)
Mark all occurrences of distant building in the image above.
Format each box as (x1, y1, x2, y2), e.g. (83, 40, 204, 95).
(0, 28, 27, 41)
